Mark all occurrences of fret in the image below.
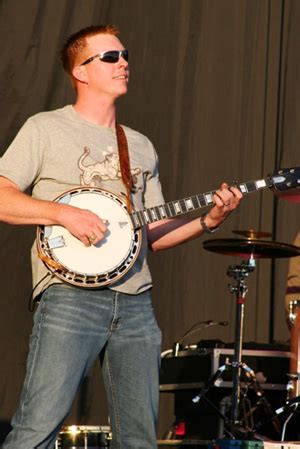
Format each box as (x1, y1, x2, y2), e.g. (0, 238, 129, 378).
(173, 201, 182, 214)
(168, 202, 176, 217)
(137, 210, 146, 226)
(204, 192, 214, 205)
(197, 195, 207, 207)
(255, 179, 267, 189)
(179, 199, 188, 213)
(165, 203, 173, 218)
(154, 206, 162, 220)
(191, 196, 200, 209)
(131, 212, 140, 228)
(244, 181, 257, 193)
(239, 183, 248, 194)
(149, 207, 158, 221)
(159, 205, 167, 218)
(146, 208, 154, 222)
(157, 206, 163, 218)
(150, 207, 159, 222)
(143, 210, 151, 223)
(184, 198, 195, 211)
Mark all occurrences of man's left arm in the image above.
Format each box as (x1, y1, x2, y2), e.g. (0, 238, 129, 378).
(147, 183, 242, 251)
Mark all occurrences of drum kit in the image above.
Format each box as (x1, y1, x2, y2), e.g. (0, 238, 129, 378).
(199, 186, 300, 439)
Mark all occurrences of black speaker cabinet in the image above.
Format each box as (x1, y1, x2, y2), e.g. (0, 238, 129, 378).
(160, 348, 290, 390)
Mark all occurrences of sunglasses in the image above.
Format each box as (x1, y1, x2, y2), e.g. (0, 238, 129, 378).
(80, 49, 129, 66)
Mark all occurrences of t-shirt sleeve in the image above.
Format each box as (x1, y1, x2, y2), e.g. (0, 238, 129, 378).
(0, 117, 45, 191)
(142, 138, 165, 208)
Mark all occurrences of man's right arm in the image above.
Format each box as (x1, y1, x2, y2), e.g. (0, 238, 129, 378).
(0, 176, 106, 246)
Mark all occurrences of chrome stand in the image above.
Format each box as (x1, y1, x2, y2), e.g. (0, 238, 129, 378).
(191, 256, 266, 437)
(227, 255, 255, 424)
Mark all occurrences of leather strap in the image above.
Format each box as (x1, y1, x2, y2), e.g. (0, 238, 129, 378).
(116, 123, 133, 213)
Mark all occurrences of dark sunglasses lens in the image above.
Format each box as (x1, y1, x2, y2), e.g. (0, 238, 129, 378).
(101, 51, 119, 63)
(121, 50, 129, 61)
(101, 50, 128, 63)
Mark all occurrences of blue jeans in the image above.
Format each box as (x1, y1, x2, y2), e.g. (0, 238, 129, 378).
(3, 285, 162, 449)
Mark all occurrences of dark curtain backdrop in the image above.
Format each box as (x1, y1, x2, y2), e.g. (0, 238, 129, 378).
(0, 0, 299, 440)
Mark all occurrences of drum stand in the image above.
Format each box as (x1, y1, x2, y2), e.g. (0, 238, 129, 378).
(198, 234, 300, 439)
(227, 255, 256, 425)
(192, 255, 263, 437)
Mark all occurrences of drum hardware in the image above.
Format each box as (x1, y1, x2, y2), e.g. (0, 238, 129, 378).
(288, 299, 300, 326)
(55, 425, 111, 448)
(253, 394, 300, 441)
(199, 236, 300, 437)
(287, 299, 300, 400)
(232, 230, 272, 239)
(226, 255, 256, 425)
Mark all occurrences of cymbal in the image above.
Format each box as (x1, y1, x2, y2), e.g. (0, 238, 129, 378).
(232, 229, 272, 239)
(203, 238, 300, 259)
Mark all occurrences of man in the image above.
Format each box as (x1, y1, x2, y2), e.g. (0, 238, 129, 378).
(0, 25, 242, 448)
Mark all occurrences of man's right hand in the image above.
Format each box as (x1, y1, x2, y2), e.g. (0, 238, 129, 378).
(57, 205, 107, 247)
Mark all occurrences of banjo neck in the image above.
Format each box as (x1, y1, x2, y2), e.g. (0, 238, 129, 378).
(130, 167, 298, 229)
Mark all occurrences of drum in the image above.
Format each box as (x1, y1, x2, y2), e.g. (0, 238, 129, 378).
(55, 425, 111, 448)
(288, 300, 300, 398)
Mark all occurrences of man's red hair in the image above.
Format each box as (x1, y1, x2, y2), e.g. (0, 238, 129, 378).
(61, 25, 120, 77)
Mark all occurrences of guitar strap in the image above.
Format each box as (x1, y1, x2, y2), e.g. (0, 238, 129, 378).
(116, 123, 134, 213)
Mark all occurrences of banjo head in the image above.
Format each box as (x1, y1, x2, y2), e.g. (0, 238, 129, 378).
(37, 187, 142, 288)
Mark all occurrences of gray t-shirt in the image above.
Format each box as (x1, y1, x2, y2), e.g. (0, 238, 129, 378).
(0, 105, 164, 296)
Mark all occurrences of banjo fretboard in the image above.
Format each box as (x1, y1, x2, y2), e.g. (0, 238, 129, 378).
(130, 178, 272, 229)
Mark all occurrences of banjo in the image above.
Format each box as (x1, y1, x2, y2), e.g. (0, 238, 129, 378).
(37, 167, 300, 288)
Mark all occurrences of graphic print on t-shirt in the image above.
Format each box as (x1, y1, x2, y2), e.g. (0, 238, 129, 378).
(78, 146, 141, 187)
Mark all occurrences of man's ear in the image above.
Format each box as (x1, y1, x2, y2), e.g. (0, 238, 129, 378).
(72, 65, 88, 84)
